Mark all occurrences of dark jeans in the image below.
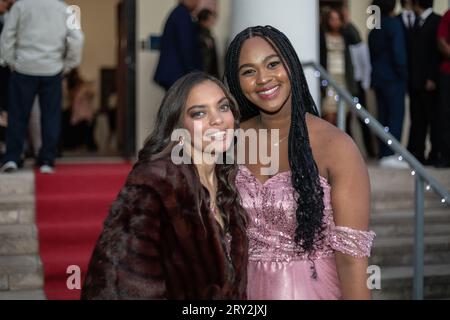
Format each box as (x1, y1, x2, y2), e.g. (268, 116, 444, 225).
(407, 88, 439, 163)
(438, 73, 450, 159)
(2, 71, 62, 167)
(374, 82, 406, 158)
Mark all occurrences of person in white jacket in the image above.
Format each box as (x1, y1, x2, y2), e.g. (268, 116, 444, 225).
(0, 0, 84, 173)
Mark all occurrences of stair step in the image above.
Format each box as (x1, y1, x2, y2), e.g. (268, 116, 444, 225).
(0, 194, 34, 210)
(372, 264, 450, 300)
(371, 223, 450, 237)
(0, 207, 35, 225)
(371, 235, 450, 266)
(0, 170, 35, 196)
(0, 224, 39, 255)
(368, 166, 450, 212)
(368, 167, 450, 192)
(35, 194, 112, 225)
(0, 289, 46, 300)
(7, 272, 44, 291)
(370, 209, 450, 221)
(38, 223, 103, 249)
(371, 197, 449, 212)
(0, 255, 42, 275)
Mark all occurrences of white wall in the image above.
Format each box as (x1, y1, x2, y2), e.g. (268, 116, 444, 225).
(230, 0, 320, 107)
(136, 0, 175, 151)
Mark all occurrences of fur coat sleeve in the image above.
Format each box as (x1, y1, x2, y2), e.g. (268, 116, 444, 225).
(81, 158, 248, 300)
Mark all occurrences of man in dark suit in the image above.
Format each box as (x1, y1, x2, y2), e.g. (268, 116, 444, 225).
(407, 0, 442, 165)
(154, 0, 202, 91)
(369, 0, 408, 168)
(436, 9, 450, 167)
(397, 0, 415, 93)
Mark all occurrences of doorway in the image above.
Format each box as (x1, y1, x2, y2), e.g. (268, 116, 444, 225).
(62, 0, 136, 159)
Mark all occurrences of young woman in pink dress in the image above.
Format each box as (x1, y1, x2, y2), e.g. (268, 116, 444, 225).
(224, 25, 375, 300)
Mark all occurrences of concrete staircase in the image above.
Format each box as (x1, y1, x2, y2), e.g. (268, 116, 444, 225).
(368, 166, 450, 300)
(0, 170, 45, 300)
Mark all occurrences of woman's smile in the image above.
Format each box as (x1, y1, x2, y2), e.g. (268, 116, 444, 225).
(256, 84, 281, 100)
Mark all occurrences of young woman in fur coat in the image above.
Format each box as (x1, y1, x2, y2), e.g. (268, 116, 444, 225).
(81, 72, 248, 300)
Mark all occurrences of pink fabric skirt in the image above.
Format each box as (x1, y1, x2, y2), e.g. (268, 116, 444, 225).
(247, 256, 342, 300)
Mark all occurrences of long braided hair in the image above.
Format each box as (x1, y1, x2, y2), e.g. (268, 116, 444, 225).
(224, 26, 326, 258)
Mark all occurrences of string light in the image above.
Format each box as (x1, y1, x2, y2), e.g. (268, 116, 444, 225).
(313, 72, 448, 208)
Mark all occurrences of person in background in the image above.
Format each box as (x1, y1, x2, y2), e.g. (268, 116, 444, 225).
(436, 8, 450, 168)
(154, 0, 203, 91)
(0, 0, 84, 174)
(0, 0, 15, 157)
(397, 0, 416, 94)
(61, 69, 97, 152)
(197, 8, 219, 78)
(25, 97, 42, 159)
(341, 5, 376, 159)
(369, 0, 409, 169)
(320, 8, 358, 126)
(0, 108, 6, 155)
(407, 0, 442, 166)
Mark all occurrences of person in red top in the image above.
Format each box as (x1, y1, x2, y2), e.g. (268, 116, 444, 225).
(437, 9, 450, 167)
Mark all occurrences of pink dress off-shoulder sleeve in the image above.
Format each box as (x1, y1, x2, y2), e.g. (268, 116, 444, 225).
(236, 165, 375, 300)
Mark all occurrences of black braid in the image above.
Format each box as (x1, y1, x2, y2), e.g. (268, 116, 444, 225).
(224, 26, 326, 259)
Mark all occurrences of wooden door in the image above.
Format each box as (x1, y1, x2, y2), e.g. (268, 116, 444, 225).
(116, 0, 136, 158)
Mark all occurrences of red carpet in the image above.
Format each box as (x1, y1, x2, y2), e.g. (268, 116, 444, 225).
(35, 162, 132, 300)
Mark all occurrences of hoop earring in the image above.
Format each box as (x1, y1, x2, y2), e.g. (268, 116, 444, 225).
(179, 137, 184, 146)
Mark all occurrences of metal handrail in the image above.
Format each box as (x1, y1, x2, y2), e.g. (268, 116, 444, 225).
(303, 61, 450, 300)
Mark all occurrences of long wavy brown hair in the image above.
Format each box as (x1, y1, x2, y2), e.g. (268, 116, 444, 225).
(137, 71, 246, 231)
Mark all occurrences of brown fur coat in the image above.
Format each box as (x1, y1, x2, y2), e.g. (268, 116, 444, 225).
(81, 156, 248, 300)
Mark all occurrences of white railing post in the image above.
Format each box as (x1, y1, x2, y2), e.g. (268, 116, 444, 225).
(413, 176, 425, 300)
(337, 98, 346, 131)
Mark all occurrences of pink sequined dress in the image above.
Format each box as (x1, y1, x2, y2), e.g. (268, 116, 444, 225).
(236, 165, 375, 300)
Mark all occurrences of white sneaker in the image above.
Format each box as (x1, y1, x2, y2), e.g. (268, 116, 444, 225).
(1, 161, 18, 173)
(39, 165, 55, 174)
(379, 155, 410, 169)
